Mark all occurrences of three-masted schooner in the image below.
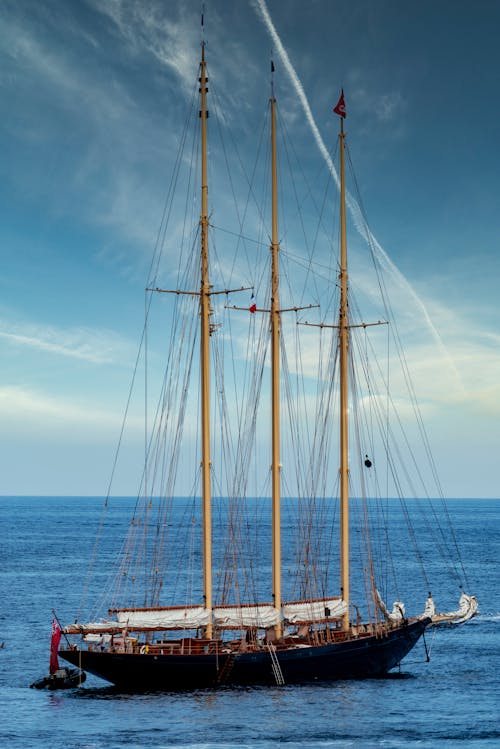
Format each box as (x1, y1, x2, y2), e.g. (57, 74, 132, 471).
(58, 40, 470, 690)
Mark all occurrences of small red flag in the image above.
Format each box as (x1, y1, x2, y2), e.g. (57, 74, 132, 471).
(249, 303, 257, 314)
(333, 89, 346, 118)
(49, 617, 61, 674)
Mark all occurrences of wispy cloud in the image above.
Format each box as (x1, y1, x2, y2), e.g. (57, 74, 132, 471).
(1, 3, 173, 255)
(347, 69, 407, 125)
(89, 0, 199, 91)
(0, 384, 128, 435)
(0, 318, 131, 365)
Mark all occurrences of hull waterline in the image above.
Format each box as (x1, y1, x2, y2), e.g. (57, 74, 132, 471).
(60, 618, 429, 690)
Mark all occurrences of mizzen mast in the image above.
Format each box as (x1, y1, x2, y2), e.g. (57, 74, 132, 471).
(336, 93, 350, 632)
(199, 41, 213, 638)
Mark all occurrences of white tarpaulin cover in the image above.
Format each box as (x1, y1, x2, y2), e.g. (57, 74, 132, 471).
(65, 595, 358, 634)
(115, 606, 210, 629)
(212, 605, 279, 628)
(64, 621, 124, 634)
(282, 598, 347, 623)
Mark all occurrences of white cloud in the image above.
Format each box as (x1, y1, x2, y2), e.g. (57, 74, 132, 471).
(347, 72, 406, 124)
(89, 0, 199, 91)
(0, 318, 132, 365)
(0, 384, 118, 433)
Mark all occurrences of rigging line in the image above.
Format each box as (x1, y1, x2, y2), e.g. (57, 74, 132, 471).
(209, 80, 266, 287)
(349, 348, 396, 610)
(140, 294, 200, 592)
(290, 330, 338, 599)
(210, 77, 271, 285)
(79, 304, 153, 617)
(83, 260, 199, 611)
(256, 0, 461, 393)
(348, 332, 432, 587)
(284, 247, 340, 278)
(281, 104, 341, 264)
(345, 137, 463, 391)
(275, 104, 315, 306)
(294, 315, 316, 493)
(353, 326, 463, 583)
(355, 330, 397, 597)
(147, 73, 200, 292)
(308, 329, 339, 498)
(217, 309, 268, 605)
(345, 145, 462, 543)
(277, 103, 339, 308)
(167, 479, 201, 607)
(348, 306, 441, 516)
(141, 292, 197, 502)
(98, 79, 201, 553)
(210, 223, 268, 248)
(177, 113, 203, 287)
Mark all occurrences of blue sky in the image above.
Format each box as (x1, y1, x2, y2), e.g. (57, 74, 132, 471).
(1, 0, 499, 497)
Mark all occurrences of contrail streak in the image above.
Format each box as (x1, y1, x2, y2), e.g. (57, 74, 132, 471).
(253, 0, 463, 391)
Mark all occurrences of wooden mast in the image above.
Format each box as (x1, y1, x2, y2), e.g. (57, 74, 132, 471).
(270, 77, 282, 639)
(199, 42, 213, 638)
(338, 115, 350, 632)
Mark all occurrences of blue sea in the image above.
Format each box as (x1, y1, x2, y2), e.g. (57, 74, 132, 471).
(1, 496, 499, 748)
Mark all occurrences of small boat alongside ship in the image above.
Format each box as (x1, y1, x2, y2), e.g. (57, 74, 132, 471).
(31, 618, 85, 690)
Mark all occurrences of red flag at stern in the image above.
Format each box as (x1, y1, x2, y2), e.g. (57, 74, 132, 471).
(333, 89, 346, 118)
(49, 617, 62, 674)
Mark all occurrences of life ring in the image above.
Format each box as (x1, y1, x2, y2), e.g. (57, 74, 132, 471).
(140, 644, 149, 654)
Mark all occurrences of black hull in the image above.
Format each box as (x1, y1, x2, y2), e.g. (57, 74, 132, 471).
(60, 619, 428, 690)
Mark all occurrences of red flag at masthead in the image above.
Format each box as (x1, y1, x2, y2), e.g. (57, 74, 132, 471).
(333, 89, 346, 118)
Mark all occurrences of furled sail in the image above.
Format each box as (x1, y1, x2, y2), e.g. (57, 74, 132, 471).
(427, 592, 478, 626)
(114, 606, 210, 630)
(64, 599, 350, 634)
(282, 598, 347, 623)
(213, 605, 279, 628)
(64, 621, 124, 635)
(376, 591, 406, 621)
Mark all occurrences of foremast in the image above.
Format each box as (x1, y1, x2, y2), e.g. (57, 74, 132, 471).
(199, 42, 213, 638)
(338, 110, 350, 632)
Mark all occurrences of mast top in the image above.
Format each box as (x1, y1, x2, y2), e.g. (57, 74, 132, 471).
(201, 2, 206, 49)
(333, 88, 346, 133)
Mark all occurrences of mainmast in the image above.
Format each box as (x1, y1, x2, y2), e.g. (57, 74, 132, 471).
(199, 42, 213, 638)
(270, 75, 282, 639)
(338, 109, 350, 632)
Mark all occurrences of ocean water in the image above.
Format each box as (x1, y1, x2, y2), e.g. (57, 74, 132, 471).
(0, 496, 499, 748)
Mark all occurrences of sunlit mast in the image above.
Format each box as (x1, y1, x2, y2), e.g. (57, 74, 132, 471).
(338, 111, 350, 632)
(199, 42, 213, 638)
(270, 73, 282, 640)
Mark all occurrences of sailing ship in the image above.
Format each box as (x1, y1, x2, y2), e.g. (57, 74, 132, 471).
(58, 40, 475, 690)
